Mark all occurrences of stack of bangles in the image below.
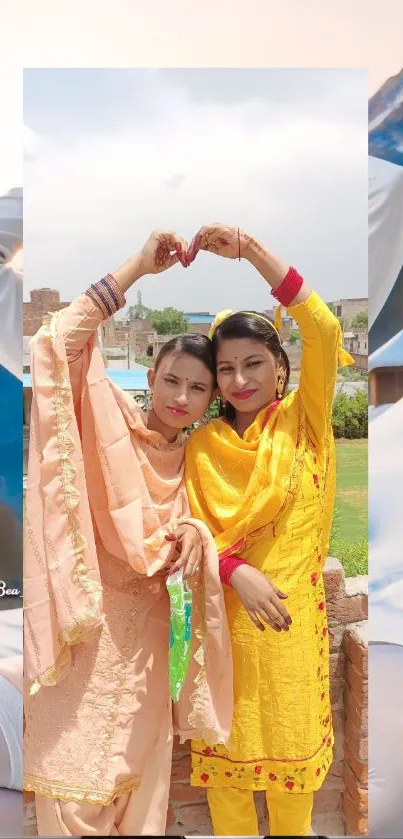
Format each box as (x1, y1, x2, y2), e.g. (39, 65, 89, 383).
(271, 266, 304, 306)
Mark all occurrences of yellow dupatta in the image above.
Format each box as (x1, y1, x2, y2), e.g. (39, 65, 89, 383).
(187, 292, 353, 560)
(185, 390, 307, 559)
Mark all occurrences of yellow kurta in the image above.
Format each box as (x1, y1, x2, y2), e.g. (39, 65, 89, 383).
(185, 292, 345, 795)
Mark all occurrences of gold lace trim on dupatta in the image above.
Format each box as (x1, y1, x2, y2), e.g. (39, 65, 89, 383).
(29, 311, 104, 695)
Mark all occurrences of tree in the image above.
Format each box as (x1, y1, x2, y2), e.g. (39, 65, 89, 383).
(150, 307, 189, 336)
(351, 310, 368, 329)
(128, 290, 150, 321)
(288, 330, 300, 345)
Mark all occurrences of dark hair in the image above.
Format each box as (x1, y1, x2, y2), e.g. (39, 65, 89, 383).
(154, 333, 214, 378)
(211, 311, 290, 421)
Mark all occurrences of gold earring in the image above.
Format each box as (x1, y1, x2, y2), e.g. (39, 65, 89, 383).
(276, 374, 285, 399)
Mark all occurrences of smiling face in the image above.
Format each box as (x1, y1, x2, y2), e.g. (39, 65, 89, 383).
(148, 351, 214, 431)
(216, 337, 281, 417)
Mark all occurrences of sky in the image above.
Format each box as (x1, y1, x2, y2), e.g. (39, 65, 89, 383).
(2, 0, 403, 202)
(1, 0, 402, 310)
(23, 67, 368, 312)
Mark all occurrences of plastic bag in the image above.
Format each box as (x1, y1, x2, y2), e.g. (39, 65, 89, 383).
(166, 568, 192, 702)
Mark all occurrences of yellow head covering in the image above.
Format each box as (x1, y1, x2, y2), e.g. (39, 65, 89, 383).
(208, 309, 281, 342)
(208, 306, 354, 368)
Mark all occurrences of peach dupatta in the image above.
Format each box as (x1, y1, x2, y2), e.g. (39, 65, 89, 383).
(24, 300, 232, 748)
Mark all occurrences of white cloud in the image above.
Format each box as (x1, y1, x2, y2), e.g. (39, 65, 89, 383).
(24, 70, 367, 313)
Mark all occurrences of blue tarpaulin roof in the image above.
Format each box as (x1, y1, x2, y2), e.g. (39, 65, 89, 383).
(23, 368, 149, 391)
(185, 314, 214, 324)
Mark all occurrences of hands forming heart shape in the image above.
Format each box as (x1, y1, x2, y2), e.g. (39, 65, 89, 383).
(139, 224, 252, 277)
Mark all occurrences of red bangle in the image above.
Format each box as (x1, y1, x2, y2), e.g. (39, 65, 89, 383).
(272, 266, 304, 307)
(219, 555, 247, 587)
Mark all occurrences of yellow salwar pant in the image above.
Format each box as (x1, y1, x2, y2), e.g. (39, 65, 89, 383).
(207, 786, 314, 837)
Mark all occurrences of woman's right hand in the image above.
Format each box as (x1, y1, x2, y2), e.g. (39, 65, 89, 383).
(138, 230, 189, 275)
(230, 565, 292, 633)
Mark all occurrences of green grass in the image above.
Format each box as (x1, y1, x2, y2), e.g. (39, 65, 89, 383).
(330, 439, 368, 577)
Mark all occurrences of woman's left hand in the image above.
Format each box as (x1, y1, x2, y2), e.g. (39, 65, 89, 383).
(165, 525, 202, 578)
(186, 223, 249, 265)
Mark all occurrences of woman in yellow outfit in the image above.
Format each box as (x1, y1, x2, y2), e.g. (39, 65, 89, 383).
(184, 224, 353, 837)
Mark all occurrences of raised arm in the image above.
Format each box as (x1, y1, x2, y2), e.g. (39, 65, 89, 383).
(186, 224, 351, 445)
(31, 230, 188, 419)
(59, 276, 126, 362)
(288, 291, 342, 443)
(244, 237, 349, 444)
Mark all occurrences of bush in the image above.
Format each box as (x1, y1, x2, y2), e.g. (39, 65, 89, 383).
(332, 390, 368, 439)
(339, 366, 368, 382)
(136, 356, 154, 368)
(288, 330, 300, 345)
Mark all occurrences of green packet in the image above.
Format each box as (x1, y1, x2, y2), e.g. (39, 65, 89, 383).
(166, 568, 193, 703)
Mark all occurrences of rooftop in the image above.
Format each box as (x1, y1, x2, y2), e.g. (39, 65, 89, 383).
(185, 313, 214, 324)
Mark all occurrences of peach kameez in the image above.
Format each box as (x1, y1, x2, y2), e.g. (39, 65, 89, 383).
(23, 287, 232, 836)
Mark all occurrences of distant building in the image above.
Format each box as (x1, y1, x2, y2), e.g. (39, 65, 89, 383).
(343, 328, 368, 372)
(325, 298, 368, 371)
(326, 298, 368, 327)
(23, 289, 71, 376)
(102, 346, 137, 370)
(100, 317, 154, 358)
(23, 288, 70, 336)
(184, 312, 214, 335)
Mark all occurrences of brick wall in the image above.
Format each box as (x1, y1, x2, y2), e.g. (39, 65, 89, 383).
(24, 289, 70, 336)
(100, 318, 154, 356)
(343, 623, 368, 836)
(186, 322, 211, 336)
(167, 558, 368, 837)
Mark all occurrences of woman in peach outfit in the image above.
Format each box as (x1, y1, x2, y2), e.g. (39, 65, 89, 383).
(23, 231, 232, 836)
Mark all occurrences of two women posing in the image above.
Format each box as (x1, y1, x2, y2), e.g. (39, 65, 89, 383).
(24, 224, 349, 837)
